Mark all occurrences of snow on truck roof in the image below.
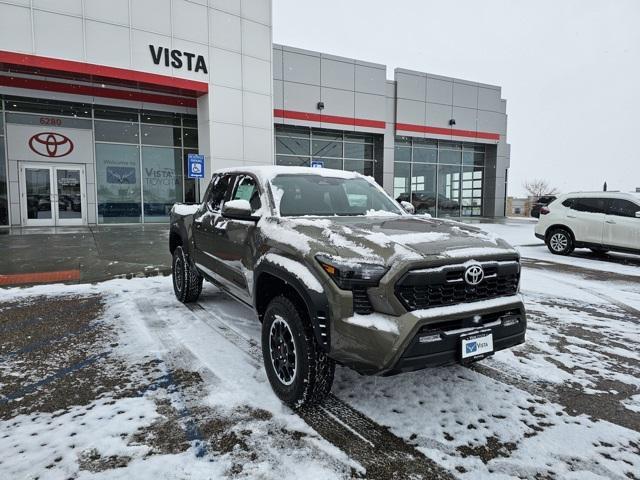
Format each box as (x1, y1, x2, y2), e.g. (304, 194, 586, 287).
(213, 165, 366, 182)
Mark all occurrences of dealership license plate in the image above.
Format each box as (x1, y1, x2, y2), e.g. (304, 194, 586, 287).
(460, 330, 494, 361)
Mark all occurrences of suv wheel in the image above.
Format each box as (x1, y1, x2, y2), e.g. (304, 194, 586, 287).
(172, 246, 203, 303)
(262, 295, 335, 408)
(547, 228, 574, 256)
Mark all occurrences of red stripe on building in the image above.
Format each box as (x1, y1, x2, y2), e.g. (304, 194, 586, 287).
(274, 109, 385, 129)
(0, 50, 208, 94)
(396, 122, 500, 141)
(0, 269, 81, 286)
(0, 75, 197, 108)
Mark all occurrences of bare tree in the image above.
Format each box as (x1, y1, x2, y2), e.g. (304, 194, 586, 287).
(522, 179, 559, 199)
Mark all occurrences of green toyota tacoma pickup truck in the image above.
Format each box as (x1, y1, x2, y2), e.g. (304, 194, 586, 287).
(169, 166, 526, 407)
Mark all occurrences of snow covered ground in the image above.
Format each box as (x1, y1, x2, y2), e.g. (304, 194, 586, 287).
(1, 221, 640, 479)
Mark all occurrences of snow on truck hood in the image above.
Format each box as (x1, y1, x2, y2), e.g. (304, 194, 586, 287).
(259, 215, 516, 265)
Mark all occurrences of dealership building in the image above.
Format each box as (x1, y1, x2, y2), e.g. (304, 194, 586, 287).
(0, 0, 510, 228)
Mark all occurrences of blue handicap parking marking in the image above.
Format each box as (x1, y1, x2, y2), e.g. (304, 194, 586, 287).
(187, 154, 205, 178)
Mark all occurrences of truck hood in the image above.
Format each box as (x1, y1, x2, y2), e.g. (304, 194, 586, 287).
(260, 215, 517, 266)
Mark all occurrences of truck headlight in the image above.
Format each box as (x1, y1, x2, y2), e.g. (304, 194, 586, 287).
(316, 254, 388, 290)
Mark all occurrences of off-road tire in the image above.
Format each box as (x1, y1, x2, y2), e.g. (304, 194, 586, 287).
(261, 295, 335, 408)
(172, 246, 203, 303)
(546, 228, 574, 256)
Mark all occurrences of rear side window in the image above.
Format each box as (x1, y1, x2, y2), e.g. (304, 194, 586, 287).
(571, 197, 607, 214)
(207, 174, 234, 211)
(607, 199, 640, 218)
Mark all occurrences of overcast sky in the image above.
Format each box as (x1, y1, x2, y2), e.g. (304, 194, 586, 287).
(273, 0, 640, 197)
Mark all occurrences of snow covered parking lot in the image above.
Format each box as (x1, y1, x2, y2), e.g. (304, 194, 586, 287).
(1, 220, 640, 479)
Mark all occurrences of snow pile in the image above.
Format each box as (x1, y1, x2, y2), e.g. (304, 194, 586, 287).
(622, 395, 640, 413)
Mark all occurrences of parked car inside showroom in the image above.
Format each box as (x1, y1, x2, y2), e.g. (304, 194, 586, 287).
(535, 191, 640, 256)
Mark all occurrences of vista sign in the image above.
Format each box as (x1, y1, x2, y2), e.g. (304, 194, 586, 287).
(149, 45, 208, 74)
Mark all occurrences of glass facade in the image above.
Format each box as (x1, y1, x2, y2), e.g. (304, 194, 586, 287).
(2, 96, 198, 224)
(275, 124, 378, 177)
(0, 104, 7, 226)
(394, 136, 485, 217)
(94, 106, 198, 224)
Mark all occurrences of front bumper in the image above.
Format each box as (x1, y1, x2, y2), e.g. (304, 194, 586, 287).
(331, 295, 526, 375)
(535, 233, 545, 241)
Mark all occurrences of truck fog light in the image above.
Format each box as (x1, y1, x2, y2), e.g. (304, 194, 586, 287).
(419, 333, 441, 343)
(502, 316, 519, 327)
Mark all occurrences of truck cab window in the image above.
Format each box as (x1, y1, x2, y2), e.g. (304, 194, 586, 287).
(207, 174, 234, 212)
(231, 175, 261, 213)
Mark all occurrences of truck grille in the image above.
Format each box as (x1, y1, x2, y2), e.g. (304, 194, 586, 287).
(395, 261, 520, 311)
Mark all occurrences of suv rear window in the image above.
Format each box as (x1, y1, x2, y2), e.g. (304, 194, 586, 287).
(607, 198, 640, 218)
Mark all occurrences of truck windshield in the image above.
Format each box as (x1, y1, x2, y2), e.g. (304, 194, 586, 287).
(270, 174, 403, 217)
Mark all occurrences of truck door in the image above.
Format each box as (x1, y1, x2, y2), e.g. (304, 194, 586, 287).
(211, 174, 262, 303)
(192, 173, 235, 283)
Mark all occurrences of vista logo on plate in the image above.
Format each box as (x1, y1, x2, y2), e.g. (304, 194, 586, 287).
(28, 132, 74, 158)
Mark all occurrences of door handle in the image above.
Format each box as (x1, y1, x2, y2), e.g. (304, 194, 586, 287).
(567, 215, 576, 219)
(606, 220, 616, 224)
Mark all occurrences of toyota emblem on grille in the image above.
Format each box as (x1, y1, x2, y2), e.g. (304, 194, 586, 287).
(28, 132, 74, 158)
(464, 264, 484, 285)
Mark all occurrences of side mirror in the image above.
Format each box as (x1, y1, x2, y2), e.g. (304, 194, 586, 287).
(400, 201, 415, 214)
(221, 199, 257, 221)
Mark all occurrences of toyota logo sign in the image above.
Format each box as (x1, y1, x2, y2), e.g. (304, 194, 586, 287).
(28, 132, 74, 158)
(464, 264, 484, 285)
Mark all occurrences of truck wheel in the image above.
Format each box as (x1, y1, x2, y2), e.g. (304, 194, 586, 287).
(261, 295, 335, 408)
(172, 246, 203, 303)
(546, 228, 574, 256)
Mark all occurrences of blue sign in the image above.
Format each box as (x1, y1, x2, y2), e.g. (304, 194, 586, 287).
(311, 160, 324, 168)
(187, 154, 205, 178)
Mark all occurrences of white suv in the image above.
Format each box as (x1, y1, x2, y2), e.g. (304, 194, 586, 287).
(534, 192, 640, 256)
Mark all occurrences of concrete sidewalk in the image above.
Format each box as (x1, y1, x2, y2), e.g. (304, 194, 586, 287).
(0, 225, 171, 286)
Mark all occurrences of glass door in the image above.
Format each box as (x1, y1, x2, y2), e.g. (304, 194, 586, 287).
(21, 166, 55, 226)
(54, 167, 85, 226)
(20, 164, 87, 226)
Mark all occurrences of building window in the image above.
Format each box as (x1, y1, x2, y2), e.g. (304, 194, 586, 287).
(394, 137, 486, 217)
(96, 143, 142, 223)
(142, 146, 183, 222)
(0, 108, 7, 226)
(275, 124, 377, 177)
(93, 105, 197, 224)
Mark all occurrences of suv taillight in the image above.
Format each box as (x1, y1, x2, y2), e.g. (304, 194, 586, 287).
(540, 207, 550, 215)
